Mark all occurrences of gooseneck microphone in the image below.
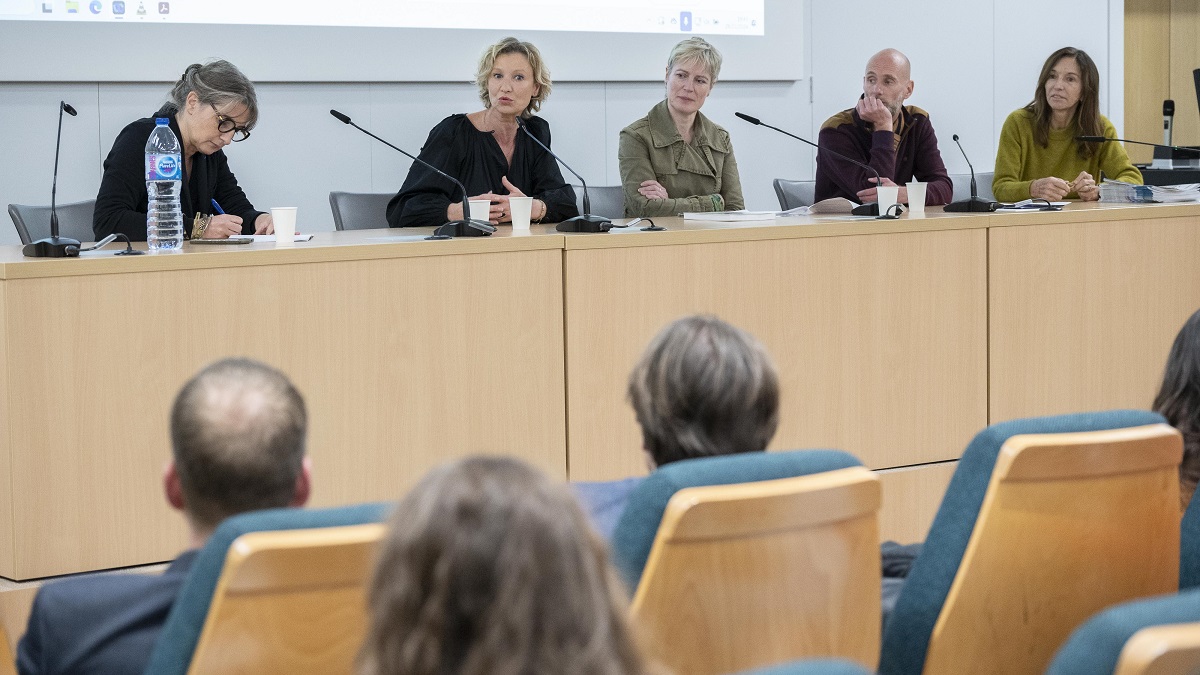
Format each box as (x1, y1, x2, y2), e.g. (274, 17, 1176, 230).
(734, 112, 893, 218)
(514, 117, 612, 233)
(1077, 135, 1200, 154)
(1164, 100, 1175, 147)
(328, 110, 494, 239)
(24, 100, 82, 258)
(944, 134, 998, 212)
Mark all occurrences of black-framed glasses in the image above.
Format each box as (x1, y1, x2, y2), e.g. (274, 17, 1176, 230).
(210, 103, 250, 142)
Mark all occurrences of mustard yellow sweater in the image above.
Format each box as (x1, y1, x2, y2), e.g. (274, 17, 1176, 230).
(992, 109, 1142, 202)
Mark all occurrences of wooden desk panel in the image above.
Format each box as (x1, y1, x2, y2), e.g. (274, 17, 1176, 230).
(1, 240, 566, 579)
(989, 214, 1200, 423)
(564, 226, 988, 480)
(877, 462, 957, 545)
(4, 204, 1197, 579)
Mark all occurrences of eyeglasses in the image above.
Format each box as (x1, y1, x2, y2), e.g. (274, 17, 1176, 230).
(209, 103, 251, 142)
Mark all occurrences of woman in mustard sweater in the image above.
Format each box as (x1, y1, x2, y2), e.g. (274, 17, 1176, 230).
(992, 47, 1141, 203)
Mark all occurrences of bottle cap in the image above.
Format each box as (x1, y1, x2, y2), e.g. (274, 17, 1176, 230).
(155, 118, 169, 125)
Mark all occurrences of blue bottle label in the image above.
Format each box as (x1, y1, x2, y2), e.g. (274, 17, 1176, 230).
(146, 153, 180, 181)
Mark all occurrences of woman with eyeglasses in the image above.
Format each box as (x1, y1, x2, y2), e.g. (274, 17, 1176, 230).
(93, 59, 274, 241)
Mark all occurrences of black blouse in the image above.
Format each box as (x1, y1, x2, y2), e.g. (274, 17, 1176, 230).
(386, 114, 578, 228)
(92, 105, 263, 241)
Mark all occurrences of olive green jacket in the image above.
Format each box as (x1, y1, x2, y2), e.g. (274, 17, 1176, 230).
(618, 100, 745, 217)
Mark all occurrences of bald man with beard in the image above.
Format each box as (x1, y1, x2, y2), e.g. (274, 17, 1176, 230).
(814, 48, 953, 208)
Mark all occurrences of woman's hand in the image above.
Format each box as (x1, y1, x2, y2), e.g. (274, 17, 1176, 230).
(1072, 171, 1099, 201)
(638, 179, 668, 201)
(1030, 177, 1071, 202)
(201, 214, 244, 238)
(495, 176, 530, 223)
(254, 213, 274, 235)
(449, 193, 505, 224)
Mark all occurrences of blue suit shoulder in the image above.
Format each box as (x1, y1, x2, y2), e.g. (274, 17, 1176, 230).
(18, 553, 195, 675)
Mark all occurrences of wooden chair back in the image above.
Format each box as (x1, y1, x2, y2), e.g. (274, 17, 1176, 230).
(1114, 621, 1200, 675)
(186, 523, 385, 674)
(923, 424, 1182, 675)
(631, 466, 882, 675)
(0, 619, 14, 675)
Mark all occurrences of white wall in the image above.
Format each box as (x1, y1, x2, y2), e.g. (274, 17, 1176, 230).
(0, 0, 1123, 246)
(810, 0, 1122, 178)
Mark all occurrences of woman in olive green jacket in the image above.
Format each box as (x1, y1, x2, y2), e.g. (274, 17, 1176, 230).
(618, 37, 744, 218)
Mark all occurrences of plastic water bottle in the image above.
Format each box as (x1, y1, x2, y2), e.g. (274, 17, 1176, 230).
(145, 118, 183, 251)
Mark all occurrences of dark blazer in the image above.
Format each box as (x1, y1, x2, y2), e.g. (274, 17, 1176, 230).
(93, 106, 263, 241)
(16, 550, 197, 675)
(386, 114, 578, 228)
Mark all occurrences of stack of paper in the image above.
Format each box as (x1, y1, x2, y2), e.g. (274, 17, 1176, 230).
(1147, 183, 1200, 203)
(1099, 180, 1200, 203)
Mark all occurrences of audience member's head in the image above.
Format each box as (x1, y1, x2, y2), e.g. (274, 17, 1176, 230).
(165, 357, 311, 541)
(628, 314, 780, 468)
(1153, 308, 1200, 509)
(359, 456, 647, 675)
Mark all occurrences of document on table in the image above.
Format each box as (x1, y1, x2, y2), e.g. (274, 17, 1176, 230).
(995, 200, 1070, 213)
(682, 210, 778, 222)
(250, 234, 315, 242)
(779, 198, 858, 215)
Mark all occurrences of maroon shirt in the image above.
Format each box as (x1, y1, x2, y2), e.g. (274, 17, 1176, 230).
(814, 105, 953, 205)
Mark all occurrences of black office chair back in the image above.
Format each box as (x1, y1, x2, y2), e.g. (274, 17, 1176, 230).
(8, 200, 97, 245)
(573, 185, 624, 220)
(328, 191, 394, 231)
(773, 179, 816, 210)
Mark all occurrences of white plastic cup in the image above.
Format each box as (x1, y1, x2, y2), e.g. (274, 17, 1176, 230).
(906, 182, 927, 216)
(509, 196, 533, 230)
(271, 207, 297, 246)
(877, 186, 899, 216)
(469, 199, 491, 222)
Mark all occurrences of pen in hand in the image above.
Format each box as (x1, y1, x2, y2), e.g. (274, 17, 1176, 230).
(210, 199, 225, 215)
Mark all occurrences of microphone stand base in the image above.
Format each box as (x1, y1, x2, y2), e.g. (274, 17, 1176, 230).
(944, 197, 998, 213)
(557, 214, 613, 233)
(427, 219, 495, 240)
(851, 202, 879, 217)
(23, 236, 81, 258)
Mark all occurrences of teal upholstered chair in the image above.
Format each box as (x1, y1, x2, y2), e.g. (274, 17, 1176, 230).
(1180, 489, 1200, 589)
(142, 502, 390, 675)
(734, 659, 873, 675)
(878, 410, 1180, 675)
(610, 448, 863, 591)
(1046, 588, 1200, 675)
(617, 450, 879, 675)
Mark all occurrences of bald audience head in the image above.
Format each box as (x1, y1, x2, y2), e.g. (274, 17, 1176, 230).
(863, 48, 914, 120)
(167, 358, 310, 538)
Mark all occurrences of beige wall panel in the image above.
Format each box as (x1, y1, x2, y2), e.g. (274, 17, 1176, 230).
(877, 462, 957, 545)
(1125, 0, 1172, 164)
(989, 216, 1200, 424)
(4, 248, 565, 579)
(1170, 1, 1200, 147)
(0, 286, 12, 576)
(564, 228, 988, 481)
